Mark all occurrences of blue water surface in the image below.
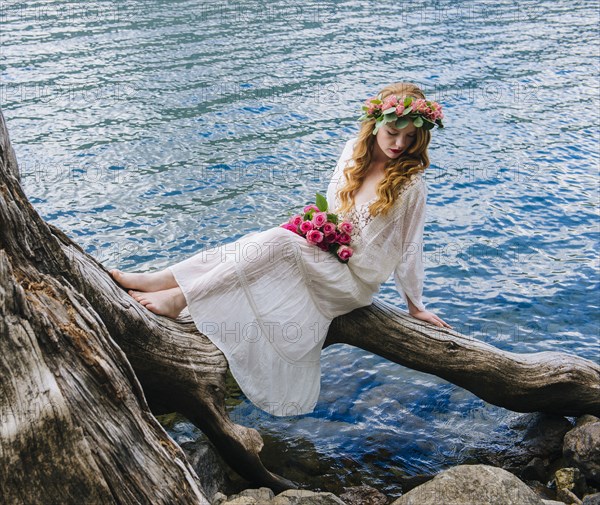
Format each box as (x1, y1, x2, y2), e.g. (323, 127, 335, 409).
(2, 0, 598, 498)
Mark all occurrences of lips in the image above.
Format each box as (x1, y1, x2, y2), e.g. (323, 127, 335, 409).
(390, 148, 402, 153)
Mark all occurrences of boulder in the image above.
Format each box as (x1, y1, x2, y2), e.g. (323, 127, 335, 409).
(390, 464, 544, 505)
(271, 489, 347, 504)
(339, 484, 388, 505)
(563, 416, 600, 484)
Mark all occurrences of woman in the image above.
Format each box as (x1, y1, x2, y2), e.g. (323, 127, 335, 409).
(110, 81, 451, 417)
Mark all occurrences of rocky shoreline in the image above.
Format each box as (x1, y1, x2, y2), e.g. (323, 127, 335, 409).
(174, 413, 600, 505)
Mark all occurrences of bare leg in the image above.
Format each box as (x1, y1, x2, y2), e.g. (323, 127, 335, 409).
(128, 286, 187, 319)
(110, 268, 178, 292)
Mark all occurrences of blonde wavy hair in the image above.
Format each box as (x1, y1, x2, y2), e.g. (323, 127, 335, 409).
(337, 82, 432, 218)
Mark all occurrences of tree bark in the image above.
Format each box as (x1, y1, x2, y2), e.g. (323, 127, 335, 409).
(324, 303, 600, 417)
(1, 107, 599, 503)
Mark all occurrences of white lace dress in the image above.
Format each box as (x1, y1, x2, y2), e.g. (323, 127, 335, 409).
(168, 136, 428, 417)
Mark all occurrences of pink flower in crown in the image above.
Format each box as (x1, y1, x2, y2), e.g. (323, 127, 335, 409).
(413, 98, 428, 112)
(337, 232, 351, 244)
(430, 102, 444, 120)
(300, 220, 314, 234)
(395, 104, 406, 116)
(288, 214, 303, 226)
(281, 223, 298, 233)
(382, 95, 399, 110)
(311, 211, 328, 228)
(323, 221, 336, 235)
(337, 245, 353, 261)
(306, 229, 324, 245)
(303, 204, 320, 213)
(338, 221, 353, 234)
(365, 96, 382, 115)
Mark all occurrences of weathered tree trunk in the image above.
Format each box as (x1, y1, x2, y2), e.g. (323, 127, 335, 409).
(0, 116, 210, 503)
(1, 107, 599, 503)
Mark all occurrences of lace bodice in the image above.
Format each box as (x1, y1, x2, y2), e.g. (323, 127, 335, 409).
(334, 174, 422, 243)
(335, 194, 377, 243)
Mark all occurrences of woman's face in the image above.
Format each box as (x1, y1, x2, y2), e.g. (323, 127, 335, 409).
(374, 121, 418, 160)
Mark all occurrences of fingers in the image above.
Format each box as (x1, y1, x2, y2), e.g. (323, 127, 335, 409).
(432, 316, 452, 329)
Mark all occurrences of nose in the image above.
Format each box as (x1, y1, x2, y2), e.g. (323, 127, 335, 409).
(395, 138, 409, 150)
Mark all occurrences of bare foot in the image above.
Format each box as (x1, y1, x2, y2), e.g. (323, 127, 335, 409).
(110, 268, 178, 292)
(128, 287, 187, 319)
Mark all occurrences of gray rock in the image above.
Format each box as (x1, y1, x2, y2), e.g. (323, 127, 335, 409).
(575, 415, 599, 428)
(475, 413, 572, 473)
(389, 464, 544, 505)
(583, 492, 600, 504)
(219, 487, 276, 504)
(212, 491, 228, 505)
(556, 488, 583, 505)
(179, 438, 232, 500)
(271, 489, 347, 504)
(238, 488, 276, 502)
(541, 501, 568, 505)
(563, 417, 600, 484)
(225, 498, 258, 505)
(522, 456, 549, 482)
(339, 485, 388, 505)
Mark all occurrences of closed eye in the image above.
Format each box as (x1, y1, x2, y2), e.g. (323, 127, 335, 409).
(387, 129, 415, 138)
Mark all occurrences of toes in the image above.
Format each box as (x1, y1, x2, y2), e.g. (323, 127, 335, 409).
(129, 290, 144, 301)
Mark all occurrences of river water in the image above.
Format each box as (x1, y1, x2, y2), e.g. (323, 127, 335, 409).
(2, 0, 598, 499)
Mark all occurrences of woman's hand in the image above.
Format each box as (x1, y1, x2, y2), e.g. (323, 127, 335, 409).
(409, 309, 453, 328)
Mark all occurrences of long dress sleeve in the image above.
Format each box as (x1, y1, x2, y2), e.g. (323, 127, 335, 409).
(393, 178, 428, 312)
(326, 138, 356, 211)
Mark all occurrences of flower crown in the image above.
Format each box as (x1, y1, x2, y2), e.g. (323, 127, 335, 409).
(358, 94, 444, 135)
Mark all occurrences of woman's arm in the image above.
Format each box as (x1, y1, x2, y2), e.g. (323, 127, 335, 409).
(393, 178, 428, 314)
(392, 178, 452, 328)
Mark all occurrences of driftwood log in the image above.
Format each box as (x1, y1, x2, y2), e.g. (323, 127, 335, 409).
(1, 106, 599, 503)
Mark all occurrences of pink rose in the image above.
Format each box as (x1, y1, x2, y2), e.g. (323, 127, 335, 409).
(299, 220, 314, 233)
(289, 214, 303, 226)
(337, 232, 351, 244)
(395, 104, 405, 116)
(306, 229, 324, 244)
(280, 223, 299, 233)
(323, 232, 337, 244)
(338, 221, 353, 234)
(317, 242, 329, 251)
(382, 95, 399, 110)
(413, 98, 427, 111)
(337, 245, 353, 261)
(303, 204, 320, 213)
(365, 97, 382, 115)
(311, 211, 328, 228)
(323, 222, 336, 235)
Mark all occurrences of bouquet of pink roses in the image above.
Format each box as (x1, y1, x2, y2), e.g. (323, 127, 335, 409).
(280, 192, 354, 263)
